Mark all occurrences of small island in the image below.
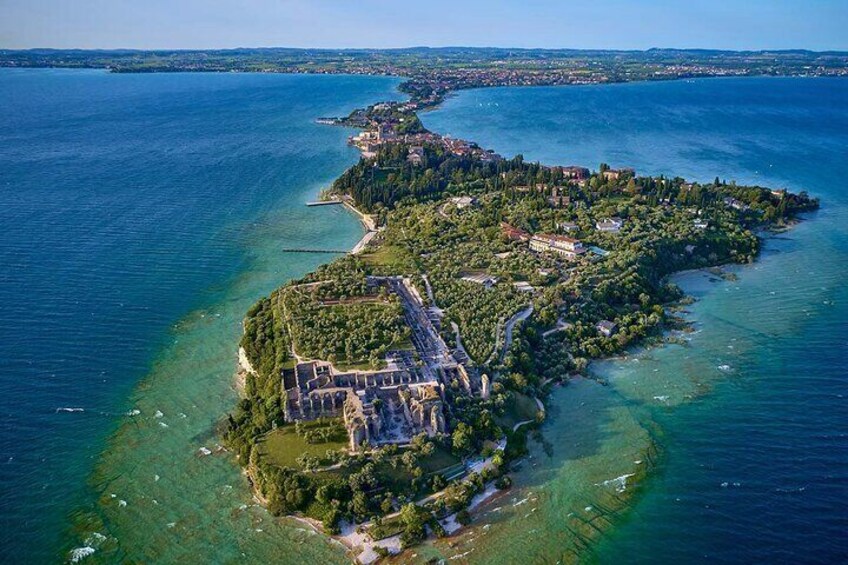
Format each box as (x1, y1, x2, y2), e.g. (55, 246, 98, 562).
(223, 86, 818, 562)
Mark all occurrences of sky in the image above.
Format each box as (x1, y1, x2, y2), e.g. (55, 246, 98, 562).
(1, 0, 846, 51)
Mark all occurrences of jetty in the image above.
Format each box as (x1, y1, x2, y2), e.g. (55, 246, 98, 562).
(281, 248, 348, 254)
(305, 199, 342, 207)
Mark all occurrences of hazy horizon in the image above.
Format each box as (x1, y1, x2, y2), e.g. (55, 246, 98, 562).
(4, 45, 848, 54)
(2, 0, 846, 51)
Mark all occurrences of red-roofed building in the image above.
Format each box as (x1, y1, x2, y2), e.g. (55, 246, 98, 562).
(500, 222, 530, 242)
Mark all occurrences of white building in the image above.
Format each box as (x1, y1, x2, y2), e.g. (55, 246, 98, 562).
(513, 281, 535, 293)
(529, 234, 586, 260)
(595, 217, 624, 232)
(461, 273, 498, 288)
(597, 320, 617, 337)
(450, 196, 476, 209)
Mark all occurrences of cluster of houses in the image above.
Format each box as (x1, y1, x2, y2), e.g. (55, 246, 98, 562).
(347, 105, 503, 164)
(349, 125, 395, 158)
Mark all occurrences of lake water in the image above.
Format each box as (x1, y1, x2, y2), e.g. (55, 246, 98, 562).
(2, 71, 846, 563)
(0, 69, 401, 563)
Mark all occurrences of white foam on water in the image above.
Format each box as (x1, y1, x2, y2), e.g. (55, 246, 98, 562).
(596, 473, 636, 493)
(69, 546, 95, 562)
(56, 407, 84, 413)
(653, 395, 670, 402)
(127, 409, 141, 416)
(84, 533, 106, 546)
(717, 364, 732, 372)
(776, 485, 807, 493)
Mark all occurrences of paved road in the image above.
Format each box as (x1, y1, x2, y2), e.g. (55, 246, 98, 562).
(499, 304, 534, 363)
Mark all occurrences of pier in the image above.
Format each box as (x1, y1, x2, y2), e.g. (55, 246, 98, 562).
(281, 248, 348, 254)
(305, 199, 342, 207)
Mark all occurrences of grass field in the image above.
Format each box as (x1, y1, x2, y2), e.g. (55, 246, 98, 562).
(258, 420, 347, 468)
(495, 391, 541, 429)
(360, 244, 417, 271)
(419, 444, 461, 474)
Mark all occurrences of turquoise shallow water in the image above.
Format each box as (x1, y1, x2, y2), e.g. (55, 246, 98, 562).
(0, 69, 402, 563)
(423, 78, 848, 563)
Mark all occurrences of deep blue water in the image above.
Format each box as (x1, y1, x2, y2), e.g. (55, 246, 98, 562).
(0, 69, 402, 562)
(424, 78, 848, 563)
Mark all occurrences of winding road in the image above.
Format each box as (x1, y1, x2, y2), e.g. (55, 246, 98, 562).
(498, 304, 534, 364)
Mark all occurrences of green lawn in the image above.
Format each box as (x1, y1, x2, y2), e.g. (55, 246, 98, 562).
(333, 359, 383, 371)
(387, 336, 416, 351)
(258, 421, 347, 469)
(360, 244, 416, 271)
(420, 444, 461, 475)
(495, 392, 541, 429)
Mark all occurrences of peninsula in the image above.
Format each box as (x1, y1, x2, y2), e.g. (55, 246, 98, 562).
(223, 73, 819, 562)
(3, 47, 848, 110)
